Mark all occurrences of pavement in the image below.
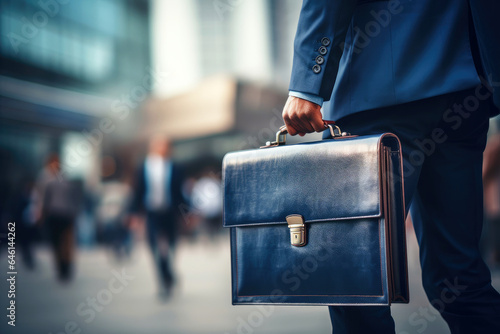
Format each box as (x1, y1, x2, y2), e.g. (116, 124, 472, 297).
(0, 227, 499, 334)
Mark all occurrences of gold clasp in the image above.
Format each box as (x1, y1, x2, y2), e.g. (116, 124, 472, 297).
(286, 214, 307, 247)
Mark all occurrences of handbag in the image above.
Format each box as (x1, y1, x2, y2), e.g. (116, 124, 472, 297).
(222, 122, 409, 305)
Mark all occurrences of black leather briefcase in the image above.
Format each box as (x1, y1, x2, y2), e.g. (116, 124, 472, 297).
(222, 123, 409, 306)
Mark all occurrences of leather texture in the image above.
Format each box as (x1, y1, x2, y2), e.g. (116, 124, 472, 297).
(224, 136, 382, 227)
(223, 133, 409, 305)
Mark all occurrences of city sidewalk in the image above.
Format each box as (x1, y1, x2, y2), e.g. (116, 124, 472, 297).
(1, 228, 499, 334)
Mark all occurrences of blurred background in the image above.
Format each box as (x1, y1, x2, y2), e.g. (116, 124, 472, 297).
(0, 1, 499, 333)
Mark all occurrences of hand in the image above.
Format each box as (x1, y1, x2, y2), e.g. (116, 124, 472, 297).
(282, 96, 325, 136)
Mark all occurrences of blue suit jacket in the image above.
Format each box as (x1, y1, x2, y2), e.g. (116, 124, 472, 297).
(289, 0, 499, 120)
(131, 160, 185, 216)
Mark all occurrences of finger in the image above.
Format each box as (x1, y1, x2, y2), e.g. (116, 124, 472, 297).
(282, 96, 319, 135)
(282, 112, 298, 135)
(297, 112, 316, 133)
(286, 112, 304, 135)
(282, 105, 295, 135)
(309, 110, 326, 132)
(290, 111, 313, 134)
(287, 126, 298, 136)
(293, 99, 322, 133)
(285, 97, 310, 134)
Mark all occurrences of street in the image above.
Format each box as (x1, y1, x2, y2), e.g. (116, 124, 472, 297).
(1, 227, 499, 334)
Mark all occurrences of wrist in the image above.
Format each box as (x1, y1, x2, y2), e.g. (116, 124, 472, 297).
(288, 91, 324, 107)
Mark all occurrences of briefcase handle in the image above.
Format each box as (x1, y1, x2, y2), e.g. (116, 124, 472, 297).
(261, 120, 350, 148)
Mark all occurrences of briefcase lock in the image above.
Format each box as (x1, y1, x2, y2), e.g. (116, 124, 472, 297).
(286, 214, 307, 247)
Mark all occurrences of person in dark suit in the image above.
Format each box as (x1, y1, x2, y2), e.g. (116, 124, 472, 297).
(282, 0, 500, 333)
(37, 154, 82, 282)
(131, 136, 185, 297)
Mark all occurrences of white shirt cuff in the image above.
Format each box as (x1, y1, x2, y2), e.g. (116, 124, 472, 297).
(289, 91, 324, 106)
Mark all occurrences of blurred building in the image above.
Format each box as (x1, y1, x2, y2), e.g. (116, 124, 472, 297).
(147, 0, 304, 167)
(152, 0, 301, 98)
(143, 76, 289, 170)
(0, 0, 307, 223)
(0, 0, 151, 220)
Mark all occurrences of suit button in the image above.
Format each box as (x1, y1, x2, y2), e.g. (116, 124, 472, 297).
(318, 46, 327, 55)
(315, 55, 324, 65)
(321, 37, 331, 46)
(312, 64, 321, 74)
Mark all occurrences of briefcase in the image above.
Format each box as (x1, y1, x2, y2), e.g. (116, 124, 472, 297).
(222, 123, 409, 306)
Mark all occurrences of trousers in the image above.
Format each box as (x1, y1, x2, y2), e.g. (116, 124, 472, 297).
(146, 209, 178, 290)
(329, 88, 500, 333)
(46, 214, 75, 281)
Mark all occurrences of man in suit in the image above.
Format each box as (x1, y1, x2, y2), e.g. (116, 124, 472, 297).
(282, 0, 500, 333)
(131, 136, 184, 298)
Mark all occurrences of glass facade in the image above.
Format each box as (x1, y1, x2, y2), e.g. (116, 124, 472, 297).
(0, 0, 151, 189)
(0, 0, 150, 96)
(196, 0, 232, 77)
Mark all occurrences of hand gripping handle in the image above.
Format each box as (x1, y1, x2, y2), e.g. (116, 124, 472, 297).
(261, 120, 346, 148)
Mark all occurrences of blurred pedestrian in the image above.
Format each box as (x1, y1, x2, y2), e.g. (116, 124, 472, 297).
(36, 153, 81, 282)
(190, 170, 222, 239)
(483, 133, 500, 267)
(131, 136, 185, 298)
(12, 179, 38, 270)
(95, 156, 133, 261)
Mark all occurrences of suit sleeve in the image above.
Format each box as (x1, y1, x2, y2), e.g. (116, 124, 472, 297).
(289, 0, 357, 101)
